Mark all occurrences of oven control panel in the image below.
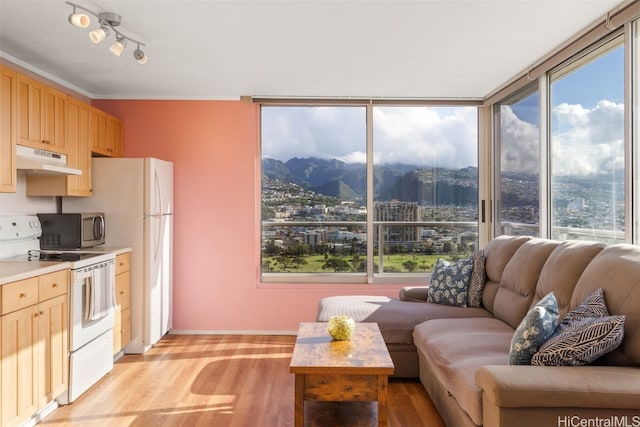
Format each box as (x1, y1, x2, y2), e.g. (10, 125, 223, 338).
(0, 215, 41, 242)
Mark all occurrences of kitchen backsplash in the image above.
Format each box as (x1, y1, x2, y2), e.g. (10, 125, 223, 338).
(0, 172, 57, 215)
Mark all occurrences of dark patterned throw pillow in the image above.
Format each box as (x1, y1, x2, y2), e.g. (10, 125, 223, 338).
(531, 315, 625, 366)
(428, 256, 474, 307)
(563, 288, 609, 322)
(467, 250, 486, 308)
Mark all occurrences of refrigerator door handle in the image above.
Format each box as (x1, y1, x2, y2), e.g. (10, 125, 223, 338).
(154, 168, 162, 215)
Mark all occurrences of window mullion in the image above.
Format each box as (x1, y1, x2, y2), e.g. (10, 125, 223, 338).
(366, 103, 375, 282)
(539, 73, 550, 239)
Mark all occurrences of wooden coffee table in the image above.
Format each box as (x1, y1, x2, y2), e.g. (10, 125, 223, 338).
(290, 322, 395, 427)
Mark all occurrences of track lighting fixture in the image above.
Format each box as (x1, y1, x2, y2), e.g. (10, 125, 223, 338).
(133, 44, 148, 64)
(65, 1, 148, 64)
(109, 35, 127, 56)
(68, 6, 89, 28)
(89, 26, 109, 44)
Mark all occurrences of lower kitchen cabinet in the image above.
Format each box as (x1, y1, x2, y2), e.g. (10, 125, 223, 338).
(113, 252, 131, 355)
(0, 270, 68, 427)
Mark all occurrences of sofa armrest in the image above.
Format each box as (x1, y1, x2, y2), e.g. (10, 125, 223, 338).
(399, 286, 429, 302)
(476, 365, 640, 410)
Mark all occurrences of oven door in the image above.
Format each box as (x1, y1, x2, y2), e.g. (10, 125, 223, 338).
(70, 261, 115, 351)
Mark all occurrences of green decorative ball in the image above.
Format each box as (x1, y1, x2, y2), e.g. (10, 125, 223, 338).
(328, 315, 356, 340)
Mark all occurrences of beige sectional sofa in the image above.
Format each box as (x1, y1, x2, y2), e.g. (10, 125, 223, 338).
(316, 235, 640, 427)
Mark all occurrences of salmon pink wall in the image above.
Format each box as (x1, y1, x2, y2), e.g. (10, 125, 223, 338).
(92, 100, 404, 333)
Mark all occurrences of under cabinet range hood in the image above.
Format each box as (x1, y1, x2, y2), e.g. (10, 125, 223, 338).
(16, 145, 82, 175)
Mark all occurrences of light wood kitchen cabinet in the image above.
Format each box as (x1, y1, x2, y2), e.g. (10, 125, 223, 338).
(91, 107, 124, 157)
(0, 270, 68, 427)
(26, 97, 92, 197)
(113, 253, 131, 355)
(114, 118, 124, 157)
(0, 65, 17, 193)
(16, 74, 68, 155)
(3, 64, 125, 195)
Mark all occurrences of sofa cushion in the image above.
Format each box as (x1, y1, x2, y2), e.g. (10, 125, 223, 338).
(531, 315, 625, 366)
(532, 240, 605, 318)
(413, 318, 513, 425)
(571, 244, 640, 366)
(492, 238, 561, 329)
(399, 286, 429, 302)
(481, 235, 531, 314)
(468, 249, 486, 308)
(509, 292, 559, 365)
(316, 295, 492, 345)
(428, 257, 474, 307)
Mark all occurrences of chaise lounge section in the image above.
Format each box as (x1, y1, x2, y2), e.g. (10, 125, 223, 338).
(316, 235, 640, 426)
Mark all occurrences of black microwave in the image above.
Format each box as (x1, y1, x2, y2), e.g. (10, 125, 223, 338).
(37, 213, 106, 249)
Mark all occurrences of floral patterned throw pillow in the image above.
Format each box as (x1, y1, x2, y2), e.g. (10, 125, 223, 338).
(509, 292, 559, 365)
(427, 256, 474, 307)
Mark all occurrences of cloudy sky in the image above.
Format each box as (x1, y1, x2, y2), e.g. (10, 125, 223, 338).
(262, 44, 623, 176)
(261, 105, 478, 169)
(502, 45, 624, 176)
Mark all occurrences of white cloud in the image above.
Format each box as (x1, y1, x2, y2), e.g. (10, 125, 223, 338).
(552, 100, 624, 176)
(373, 106, 478, 168)
(261, 106, 365, 162)
(499, 105, 540, 174)
(500, 100, 624, 176)
(262, 105, 478, 169)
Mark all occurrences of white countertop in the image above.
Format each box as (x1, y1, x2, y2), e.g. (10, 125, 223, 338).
(68, 246, 132, 256)
(0, 247, 132, 285)
(0, 261, 71, 285)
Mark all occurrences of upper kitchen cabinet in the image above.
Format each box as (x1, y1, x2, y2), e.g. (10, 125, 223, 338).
(90, 107, 124, 157)
(16, 74, 69, 155)
(26, 98, 92, 197)
(0, 65, 17, 193)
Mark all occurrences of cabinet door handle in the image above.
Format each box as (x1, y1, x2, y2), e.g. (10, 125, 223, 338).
(52, 283, 58, 288)
(19, 293, 26, 299)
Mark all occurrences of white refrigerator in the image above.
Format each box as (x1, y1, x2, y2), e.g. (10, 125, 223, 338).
(64, 157, 173, 354)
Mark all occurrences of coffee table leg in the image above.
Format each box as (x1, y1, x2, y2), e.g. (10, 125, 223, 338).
(378, 375, 389, 427)
(294, 374, 305, 427)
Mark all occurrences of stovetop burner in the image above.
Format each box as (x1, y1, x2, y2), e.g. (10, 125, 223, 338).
(27, 250, 106, 262)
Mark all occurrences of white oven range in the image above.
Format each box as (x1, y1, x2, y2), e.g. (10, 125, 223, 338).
(0, 215, 116, 404)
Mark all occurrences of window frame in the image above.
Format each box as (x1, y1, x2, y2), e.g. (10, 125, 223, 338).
(491, 29, 637, 245)
(259, 100, 482, 284)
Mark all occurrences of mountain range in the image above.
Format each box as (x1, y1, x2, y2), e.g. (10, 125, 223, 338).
(262, 156, 624, 212)
(262, 157, 478, 205)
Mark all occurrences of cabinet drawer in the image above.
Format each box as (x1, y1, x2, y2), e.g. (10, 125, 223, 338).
(38, 269, 68, 300)
(115, 253, 130, 275)
(2, 277, 39, 314)
(115, 272, 130, 311)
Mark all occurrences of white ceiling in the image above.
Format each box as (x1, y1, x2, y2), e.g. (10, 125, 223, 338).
(0, 0, 624, 100)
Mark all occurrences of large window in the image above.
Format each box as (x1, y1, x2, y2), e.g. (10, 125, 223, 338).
(261, 104, 479, 282)
(549, 38, 624, 243)
(495, 85, 540, 237)
(261, 106, 367, 277)
(372, 106, 478, 274)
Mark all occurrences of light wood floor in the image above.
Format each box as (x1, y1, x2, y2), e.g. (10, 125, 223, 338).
(41, 334, 445, 427)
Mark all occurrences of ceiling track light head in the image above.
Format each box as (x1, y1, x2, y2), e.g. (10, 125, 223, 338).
(89, 26, 109, 44)
(65, 1, 148, 64)
(110, 34, 127, 56)
(133, 45, 148, 64)
(68, 6, 90, 28)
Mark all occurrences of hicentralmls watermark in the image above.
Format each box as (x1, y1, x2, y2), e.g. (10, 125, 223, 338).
(557, 415, 640, 427)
